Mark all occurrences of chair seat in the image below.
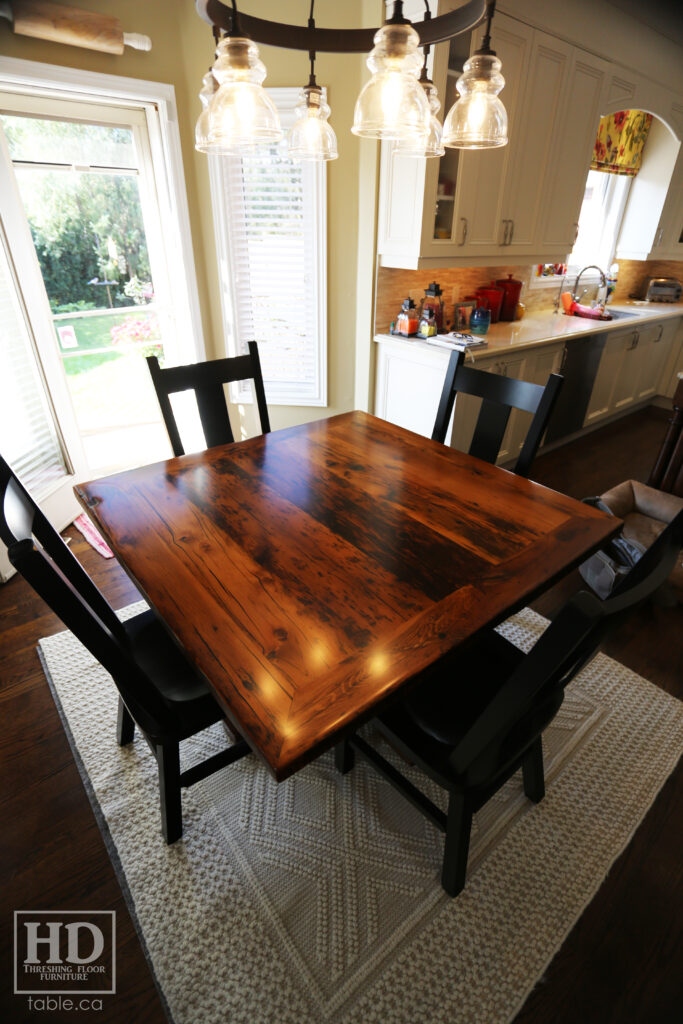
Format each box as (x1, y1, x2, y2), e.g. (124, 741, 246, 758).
(380, 629, 562, 789)
(122, 610, 223, 735)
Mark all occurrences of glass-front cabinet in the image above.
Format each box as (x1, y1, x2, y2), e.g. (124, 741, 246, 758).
(377, 3, 609, 269)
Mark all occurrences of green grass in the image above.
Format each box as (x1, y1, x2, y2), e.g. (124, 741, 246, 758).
(54, 310, 160, 375)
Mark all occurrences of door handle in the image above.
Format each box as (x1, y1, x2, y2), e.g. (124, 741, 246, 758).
(459, 217, 468, 246)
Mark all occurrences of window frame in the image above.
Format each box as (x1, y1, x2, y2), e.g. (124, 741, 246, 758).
(208, 87, 328, 408)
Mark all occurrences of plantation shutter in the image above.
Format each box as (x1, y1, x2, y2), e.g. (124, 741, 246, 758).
(210, 89, 327, 407)
(0, 226, 67, 496)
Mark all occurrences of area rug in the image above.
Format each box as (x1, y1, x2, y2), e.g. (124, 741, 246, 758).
(38, 605, 683, 1024)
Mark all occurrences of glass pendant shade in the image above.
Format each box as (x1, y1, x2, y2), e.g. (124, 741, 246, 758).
(195, 71, 218, 152)
(207, 36, 282, 153)
(393, 80, 444, 158)
(288, 85, 338, 161)
(443, 53, 507, 149)
(352, 23, 430, 140)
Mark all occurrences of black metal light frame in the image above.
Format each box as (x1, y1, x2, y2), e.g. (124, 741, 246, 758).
(196, 0, 488, 53)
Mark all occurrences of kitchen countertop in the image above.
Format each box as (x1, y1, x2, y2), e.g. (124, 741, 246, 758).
(375, 301, 683, 361)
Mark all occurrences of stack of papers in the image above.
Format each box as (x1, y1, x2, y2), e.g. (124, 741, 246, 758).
(427, 333, 488, 351)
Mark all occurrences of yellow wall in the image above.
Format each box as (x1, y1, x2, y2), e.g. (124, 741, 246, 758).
(0, 0, 382, 430)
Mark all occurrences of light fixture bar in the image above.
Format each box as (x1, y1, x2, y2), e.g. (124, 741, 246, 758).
(197, 0, 487, 53)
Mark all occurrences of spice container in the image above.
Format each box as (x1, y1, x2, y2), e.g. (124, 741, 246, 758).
(418, 307, 438, 338)
(396, 298, 419, 336)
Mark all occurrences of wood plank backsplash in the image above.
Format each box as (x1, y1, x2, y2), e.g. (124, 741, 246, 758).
(374, 259, 683, 334)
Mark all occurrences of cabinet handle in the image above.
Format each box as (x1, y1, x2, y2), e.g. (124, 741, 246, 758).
(508, 219, 514, 245)
(501, 220, 509, 245)
(459, 217, 468, 246)
(654, 324, 664, 342)
(573, 221, 580, 245)
(656, 227, 664, 246)
(628, 330, 639, 350)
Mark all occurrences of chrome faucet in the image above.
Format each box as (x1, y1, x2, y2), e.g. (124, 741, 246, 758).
(553, 265, 607, 313)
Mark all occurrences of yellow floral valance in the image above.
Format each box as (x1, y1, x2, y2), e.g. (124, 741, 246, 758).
(590, 110, 653, 176)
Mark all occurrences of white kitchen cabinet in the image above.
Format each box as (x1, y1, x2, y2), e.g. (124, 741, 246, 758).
(584, 319, 679, 426)
(374, 337, 450, 439)
(635, 320, 678, 401)
(375, 337, 564, 467)
(378, 7, 609, 269)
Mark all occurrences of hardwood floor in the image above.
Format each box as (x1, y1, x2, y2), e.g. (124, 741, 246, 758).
(1, 405, 680, 1023)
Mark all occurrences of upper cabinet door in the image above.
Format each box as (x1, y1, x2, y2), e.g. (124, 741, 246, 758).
(500, 31, 573, 256)
(534, 46, 608, 254)
(447, 13, 533, 258)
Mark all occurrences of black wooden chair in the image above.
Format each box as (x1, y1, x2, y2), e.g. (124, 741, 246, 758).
(147, 341, 271, 456)
(335, 507, 683, 897)
(432, 348, 564, 477)
(0, 453, 250, 844)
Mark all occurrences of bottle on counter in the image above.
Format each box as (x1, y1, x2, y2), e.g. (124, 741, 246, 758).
(396, 297, 419, 336)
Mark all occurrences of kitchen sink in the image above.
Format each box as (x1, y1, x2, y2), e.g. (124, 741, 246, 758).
(605, 309, 645, 320)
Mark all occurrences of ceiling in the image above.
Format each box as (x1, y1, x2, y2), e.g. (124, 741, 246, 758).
(604, 0, 683, 47)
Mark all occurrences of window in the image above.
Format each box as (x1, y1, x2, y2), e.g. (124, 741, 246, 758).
(569, 169, 632, 273)
(209, 88, 327, 407)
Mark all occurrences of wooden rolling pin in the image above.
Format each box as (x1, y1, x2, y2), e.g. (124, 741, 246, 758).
(0, 1, 151, 54)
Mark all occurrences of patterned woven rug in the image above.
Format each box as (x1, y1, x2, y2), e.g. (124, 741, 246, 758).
(38, 605, 683, 1024)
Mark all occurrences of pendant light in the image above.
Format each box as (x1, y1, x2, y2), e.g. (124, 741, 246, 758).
(195, 70, 218, 153)
(352, 1, 430, 141)
(204, 2, 282, 154)
(393, 51, 445, 159)
(288, 3, 338, 162)
(442, 0, 508, 149)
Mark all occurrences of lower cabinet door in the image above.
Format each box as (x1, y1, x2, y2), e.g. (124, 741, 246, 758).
(375, 340, 450, 439)
(635, 320, 676, 401)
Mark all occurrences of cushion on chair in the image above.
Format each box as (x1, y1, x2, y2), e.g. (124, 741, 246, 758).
(599, 480, 683, 590)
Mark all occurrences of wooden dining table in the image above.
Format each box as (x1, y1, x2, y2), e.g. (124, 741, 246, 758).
(76, 410, 619, 781)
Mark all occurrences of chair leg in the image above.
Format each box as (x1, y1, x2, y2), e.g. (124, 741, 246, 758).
(116, 696, 135, 746)
(522, 737, 545, 803)
(335, 739, 355, 775)
(157, 740, 183, 844)
(441, 792, 472, 898)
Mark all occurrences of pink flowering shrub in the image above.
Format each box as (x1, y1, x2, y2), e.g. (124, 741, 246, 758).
(110, 315, 163, 359)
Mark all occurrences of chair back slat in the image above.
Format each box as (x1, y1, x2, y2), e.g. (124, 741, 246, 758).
(469, 400, 511, 465)
(0, 454, 126, 643)
(451, 507, 683, 774)
(196, 382, 235, 447)
(432, 349, 564, 477)
(147, 341, 270, 457)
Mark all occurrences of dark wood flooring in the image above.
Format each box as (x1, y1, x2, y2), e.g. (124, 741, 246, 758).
(1, 405, 680, 1023)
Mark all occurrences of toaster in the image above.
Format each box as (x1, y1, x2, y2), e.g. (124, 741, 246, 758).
(644, 277, 682, 302)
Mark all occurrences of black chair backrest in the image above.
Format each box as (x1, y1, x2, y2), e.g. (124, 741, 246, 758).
(432, 349, 563, 477)
(147, 341, 271, 457)
(451, 507, 683, 778)
(0, 454, 169, 737)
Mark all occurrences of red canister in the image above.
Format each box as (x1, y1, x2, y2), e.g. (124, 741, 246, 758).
(475, 285, 504, 323)
(495, 273, 523, 321)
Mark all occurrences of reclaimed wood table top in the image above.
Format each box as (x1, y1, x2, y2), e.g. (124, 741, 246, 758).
(76, 411, 619, 781)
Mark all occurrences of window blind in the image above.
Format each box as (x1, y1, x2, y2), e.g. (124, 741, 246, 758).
(0, 227, 67, 497)
(210, 89, 327, 407)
